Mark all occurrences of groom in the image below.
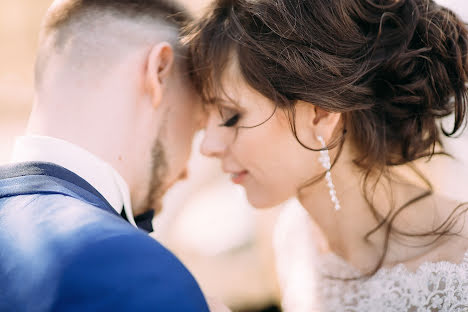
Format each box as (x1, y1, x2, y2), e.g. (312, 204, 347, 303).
(0, 0, 211, 311)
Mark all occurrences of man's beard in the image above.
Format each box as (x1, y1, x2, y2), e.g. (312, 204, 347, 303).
(141, 139, 168, 215)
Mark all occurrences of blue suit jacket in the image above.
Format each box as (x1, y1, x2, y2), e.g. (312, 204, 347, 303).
(0, 162, 209, 312)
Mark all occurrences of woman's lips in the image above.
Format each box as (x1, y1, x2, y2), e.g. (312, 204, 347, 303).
(231, 170, 248, 184)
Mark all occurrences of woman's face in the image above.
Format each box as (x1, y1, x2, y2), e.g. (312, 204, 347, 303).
(200, 66, 323, 208)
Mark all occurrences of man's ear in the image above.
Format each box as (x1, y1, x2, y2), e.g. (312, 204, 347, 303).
(145, 42, 175, 108)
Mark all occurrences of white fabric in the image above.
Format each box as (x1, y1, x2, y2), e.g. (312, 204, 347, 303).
(274, 199, 468, 312)
(11, 135, 136, 227)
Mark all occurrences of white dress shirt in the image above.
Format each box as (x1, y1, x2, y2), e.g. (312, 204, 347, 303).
(10, 135, 137, 227)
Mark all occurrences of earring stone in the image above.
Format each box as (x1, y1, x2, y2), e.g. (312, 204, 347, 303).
(317, 136, 341, 211)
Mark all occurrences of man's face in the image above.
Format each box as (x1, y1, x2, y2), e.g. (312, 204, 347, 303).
(141, 69, 203, 214)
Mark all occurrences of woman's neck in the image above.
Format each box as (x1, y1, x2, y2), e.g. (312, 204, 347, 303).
(296, 140, 461, 272)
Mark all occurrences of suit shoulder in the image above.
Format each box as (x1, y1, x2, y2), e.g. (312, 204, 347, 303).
(55, 233, 209, 311)
(1, 193, 133, 238)
(0, 194, 209, 311)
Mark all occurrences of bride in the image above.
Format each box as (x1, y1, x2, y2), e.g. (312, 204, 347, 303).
(185, 0, 468, 311)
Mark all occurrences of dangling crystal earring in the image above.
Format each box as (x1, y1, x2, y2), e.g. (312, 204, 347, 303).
(317, 136, 341, 211)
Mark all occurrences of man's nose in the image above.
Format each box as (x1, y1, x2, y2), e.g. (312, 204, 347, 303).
(200, 115, 229, 158)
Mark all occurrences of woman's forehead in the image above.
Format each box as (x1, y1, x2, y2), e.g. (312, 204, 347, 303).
(208, 62, 249, 106)
(205, 53, 278, 111)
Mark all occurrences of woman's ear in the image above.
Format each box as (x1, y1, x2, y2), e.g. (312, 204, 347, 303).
(291, 101, 341, 147)
(312, 106, 342, 143)
(299, 102, 341, 143)
(145, 42, 175, 108)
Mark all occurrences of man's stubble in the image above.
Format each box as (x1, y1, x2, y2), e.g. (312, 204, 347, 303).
(141, 138, 168, 215)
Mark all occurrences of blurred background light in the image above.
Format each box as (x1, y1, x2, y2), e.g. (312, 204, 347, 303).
(0, 1, 467, 311)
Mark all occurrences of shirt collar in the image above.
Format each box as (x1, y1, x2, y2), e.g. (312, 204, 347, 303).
(10, 135, 137, 227)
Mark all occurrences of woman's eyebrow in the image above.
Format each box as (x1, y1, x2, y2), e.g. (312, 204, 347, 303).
(209, 96, 244, 110)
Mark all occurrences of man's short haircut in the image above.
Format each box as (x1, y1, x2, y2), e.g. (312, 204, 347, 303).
(35, 0, 192, 87)
(45, 0, 190, 33)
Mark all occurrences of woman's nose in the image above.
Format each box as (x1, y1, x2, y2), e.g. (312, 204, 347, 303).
(200, 114, 229, 158)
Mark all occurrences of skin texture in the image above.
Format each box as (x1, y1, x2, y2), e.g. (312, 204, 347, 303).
(201, 62, 468, 273)
(201, 62, 341, 209)
(27, 2, 204, 216)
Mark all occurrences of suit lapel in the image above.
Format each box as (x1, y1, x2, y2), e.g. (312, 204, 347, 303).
(0, 162, 118, 217)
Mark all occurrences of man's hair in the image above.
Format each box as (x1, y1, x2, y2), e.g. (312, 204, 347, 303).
(35, 0, 192, 87)
(44, 0, 190, 33)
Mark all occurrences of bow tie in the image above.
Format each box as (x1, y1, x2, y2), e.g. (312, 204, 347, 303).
(120, 207, 154, 233)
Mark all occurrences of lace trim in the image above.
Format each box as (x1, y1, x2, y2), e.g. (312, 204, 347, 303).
(274, 200, 468, 312)
(318, 255, 468, 312)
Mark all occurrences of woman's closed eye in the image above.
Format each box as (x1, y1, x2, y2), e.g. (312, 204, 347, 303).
(220, 113, 241, 127)
(218, 105, 242, 127)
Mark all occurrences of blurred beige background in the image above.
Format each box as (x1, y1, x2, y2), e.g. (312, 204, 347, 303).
(0, 1, 467, 311)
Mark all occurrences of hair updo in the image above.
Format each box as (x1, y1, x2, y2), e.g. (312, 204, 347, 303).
(185, 0, 468, 276)
(185, 0, 468, 170)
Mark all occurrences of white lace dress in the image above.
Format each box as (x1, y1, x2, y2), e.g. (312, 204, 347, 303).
(273, 199, 468, 312)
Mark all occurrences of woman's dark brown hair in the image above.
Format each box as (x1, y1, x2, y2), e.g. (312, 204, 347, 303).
(184, 0, 468, 276)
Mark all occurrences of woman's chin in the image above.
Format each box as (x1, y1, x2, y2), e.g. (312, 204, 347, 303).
(245, 192, 288, 209)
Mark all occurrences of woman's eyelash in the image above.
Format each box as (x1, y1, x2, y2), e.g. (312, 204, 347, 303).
(221, 113, 240, 127)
